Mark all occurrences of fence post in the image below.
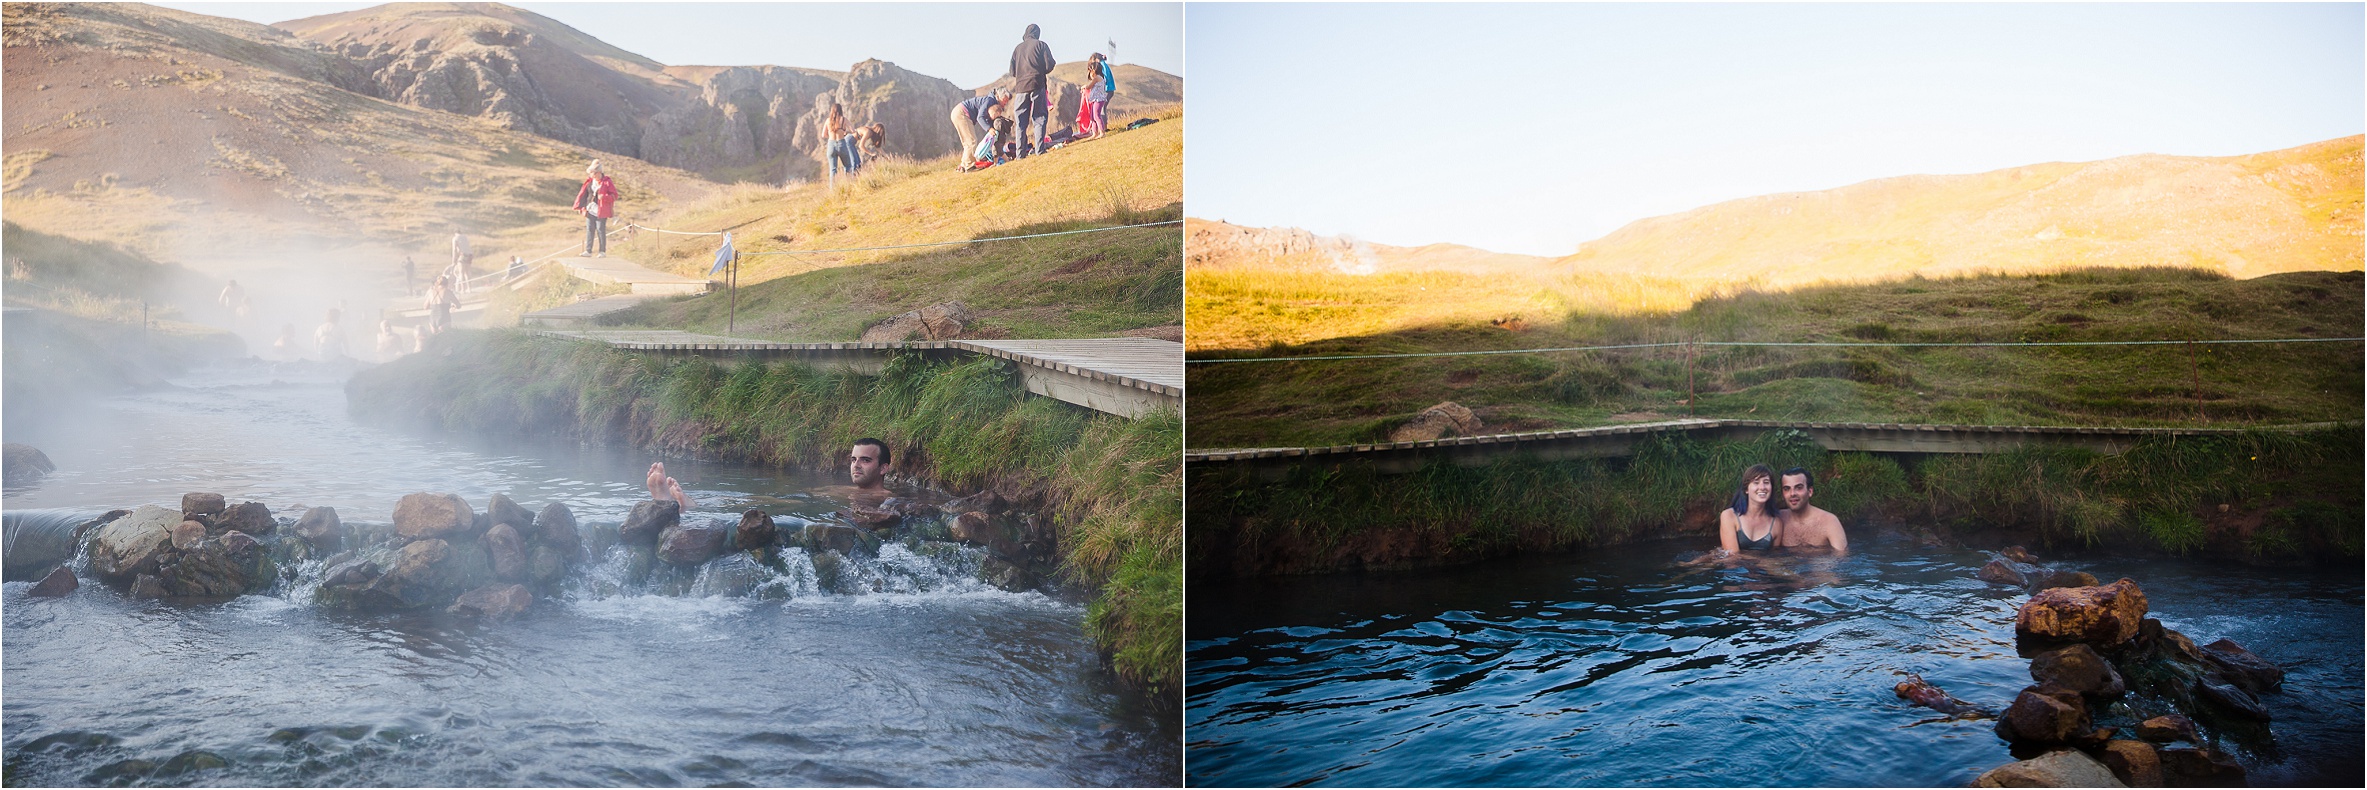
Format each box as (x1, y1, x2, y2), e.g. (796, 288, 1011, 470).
(2187, 339, 2205, 424)
(1685, 339, 1697, 417)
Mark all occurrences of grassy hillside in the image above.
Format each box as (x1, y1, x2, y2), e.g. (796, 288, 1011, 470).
(2, 2, 714, 269)
(1185, 268, 2363, 449)
(1564, 135, 2362, 284)
(598, 114, 1184, 340)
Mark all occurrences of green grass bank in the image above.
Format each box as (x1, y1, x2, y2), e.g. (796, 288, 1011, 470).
(1188, 426, 2363, 578)
(1186, 268, 2363, 449)
(347, 329, 1180, 696)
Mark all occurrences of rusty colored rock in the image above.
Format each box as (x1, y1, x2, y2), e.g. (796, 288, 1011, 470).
(2157, 748, 2245, 787)
(294, 506, 343, 552)
(657, 523, 728, 567)
(1973, 749, 2122, 788)
(486, 523, 527, 582)
(171, 520, 208, 550)
(2029, 644, 2126, 698)
(2098, 740, 2163, 788)
(215, 502, 274, 536)
(733, 509, 775, 551)
(2134, 715, 2196, 744)
(2016, 578, 2148, 647)
(619, 500, 679, 546)
(1993, 686, 2090, 744)
(448, 583, 532, 620)
(393, 493, 474, 540)
(180, 492, 226, 517)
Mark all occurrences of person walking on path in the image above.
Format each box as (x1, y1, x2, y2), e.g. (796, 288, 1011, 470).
(1008, 24, 1056, 158)
(402, 255, 416, 295)
(951, 89, 1010, 171)
(1082, 52, 1115, 140)
(573, 161, 617, 257)
(449, 231, 472, 278)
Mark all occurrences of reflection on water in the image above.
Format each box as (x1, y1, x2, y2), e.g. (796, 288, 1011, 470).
(1185, 538, 2361, 787)
(2, 360, 1177, 787)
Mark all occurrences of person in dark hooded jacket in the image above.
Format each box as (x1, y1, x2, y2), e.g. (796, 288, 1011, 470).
(1008, 23, 1056, 158)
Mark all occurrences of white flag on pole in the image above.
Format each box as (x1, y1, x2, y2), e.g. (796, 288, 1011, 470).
(710, 232, 735, 275)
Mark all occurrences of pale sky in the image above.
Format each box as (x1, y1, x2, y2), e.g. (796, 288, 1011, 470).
(1188, 3, 2366, 256)
(152, 1, 1183, 88)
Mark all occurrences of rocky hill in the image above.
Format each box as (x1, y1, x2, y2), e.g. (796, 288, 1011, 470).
(1186, 218, 1556, 276)
(1561, 135, 2363, 284)
(2, 1, 713, 262)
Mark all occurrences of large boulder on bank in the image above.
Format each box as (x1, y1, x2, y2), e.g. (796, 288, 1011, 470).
(2, 443, 56, 484)
(733, 510, 776, 551)
(2017, 578, 2148, 647)
(537, 503, 584, 562)
(215, 502, 274, 536)
(657, 523, 728, 567)
(2031, 644, 2126, 699)
(28, 566, 78, 597)
(180, 492, 226, 518)
(293, 507, 342, 552)
(1388, 401, 1484, 443)
(485, 523, 528, 582)
(2198, 639, 2282, 694)
(448, 583, 532, 619)
(619, 500, 679, 546)
(486, 494, 536, 533)
(87, 505, 180, 583)
(2095, 741, 2163, 788)
(1974, 748, 2127, 788)
(860, 300, 975, 342)
(2156, 748, 2245, 786)
(1994, 685, 2091, 744)
(393, 493, 474, 540)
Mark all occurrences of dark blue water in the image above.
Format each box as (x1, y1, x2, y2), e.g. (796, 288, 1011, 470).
(3, 359, 1177, 787)
(1184, 538, 2362, 787)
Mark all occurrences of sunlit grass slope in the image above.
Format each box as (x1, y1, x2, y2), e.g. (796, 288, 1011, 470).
(1185, 268, 2363, 449)
(599, 114, 1183, 339)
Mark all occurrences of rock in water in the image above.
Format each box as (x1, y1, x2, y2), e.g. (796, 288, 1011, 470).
(28, 566, 77, 597)
(360, 539, 453, 609)
(180, 492, 227, 518)
(128, 574, 165, 599)
(943, 491, 1008, 515)
(2135, 715, 2197, 744)
(171, 520, 207, 550)
(2198, 639, 2283, 694)
(321, 558, 381, 588)
(1974, 749, 2126, 788)
(733, 509, 776, 551)
(619, 500, 679, 546)
(393, 493, 474, 540)
(294, 506, 342, 552)
(1994, 686, 2091, 744)
(2193, 677, 2270, 721)
(1387, 401, 1484, 443)
(527, 544, 567, 587)
(87, 505, 180, 584)
(2002, 545, 2041, 564)
(216, 502, 274, 535)
(803, 523, 877, 556)
(950, 512, 995, 546)
(487, 493, 536, 533)
(841, 506, 901, 531)
(537, 502, 583, 563)
(448, 583, 532, 619)
(2030, 644, 2127, 699)
(1978, 558, 2035, 587)
(485, 523, 528, 582)
(154, 533, 263, 598)
(2017, 578, 2148, 647)
(2097, 740, 2163, 788)
(657, 523, 728, 567)
(2157, 748, 2245, 786)
(2, 443, 56, 484)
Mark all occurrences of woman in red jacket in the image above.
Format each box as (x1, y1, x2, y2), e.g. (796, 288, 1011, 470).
(573, 160, 617, 257)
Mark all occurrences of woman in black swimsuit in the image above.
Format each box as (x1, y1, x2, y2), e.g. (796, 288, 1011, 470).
(1716, 463, 1785, 556)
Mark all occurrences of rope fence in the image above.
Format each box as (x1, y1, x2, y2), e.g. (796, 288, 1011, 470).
(1186, 336, 2367, 364)
(734, 219, 1181, 257)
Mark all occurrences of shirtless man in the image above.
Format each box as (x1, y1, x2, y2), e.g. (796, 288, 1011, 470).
(847, 438, 890, 506)
(1776, 467, 1848, 554)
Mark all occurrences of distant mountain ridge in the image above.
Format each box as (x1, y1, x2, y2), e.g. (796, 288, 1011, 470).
(1561, 136, 2362, 284)
(1193, 136, 2363, 284)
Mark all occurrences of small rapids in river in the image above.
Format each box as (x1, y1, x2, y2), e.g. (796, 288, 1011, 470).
(1185, 537, 2361, 787)
(2, 359, 1176, 787)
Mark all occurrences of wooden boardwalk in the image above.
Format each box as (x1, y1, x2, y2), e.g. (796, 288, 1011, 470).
(533, 330, 1181, 419)
(1187, 418, 2327, 476)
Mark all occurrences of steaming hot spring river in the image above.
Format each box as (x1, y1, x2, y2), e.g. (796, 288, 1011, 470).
(1, 360, 1177, 787)
(1186, 539, 2361, 787)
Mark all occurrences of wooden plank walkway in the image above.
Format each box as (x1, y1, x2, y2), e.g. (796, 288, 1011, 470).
(1187, 418, 2328, 475)
(532, 330, 1181, 419)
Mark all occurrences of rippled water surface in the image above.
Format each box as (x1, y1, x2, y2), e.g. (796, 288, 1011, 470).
(3, 360, 1177, 786)
(1185, 539, 2361, 787)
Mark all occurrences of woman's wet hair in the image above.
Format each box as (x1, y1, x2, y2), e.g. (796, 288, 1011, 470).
(1730, 463, 1784, 515)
